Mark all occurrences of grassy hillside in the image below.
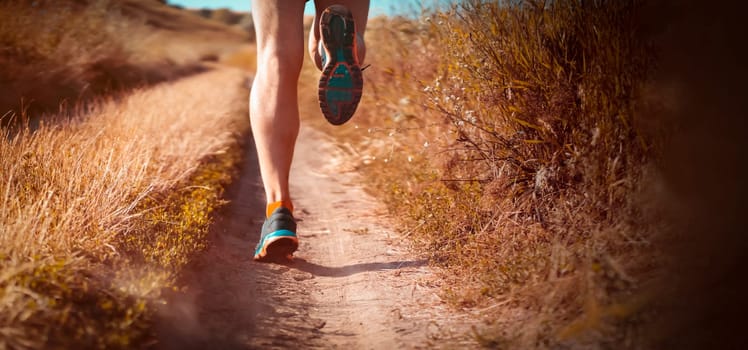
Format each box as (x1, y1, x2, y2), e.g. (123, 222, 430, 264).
(299, 1, 672, 347)
(0, 0, 249, 120)
(185, 6, 255, 41)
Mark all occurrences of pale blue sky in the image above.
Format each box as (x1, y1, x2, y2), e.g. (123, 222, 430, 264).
(166, 0, 436, 17)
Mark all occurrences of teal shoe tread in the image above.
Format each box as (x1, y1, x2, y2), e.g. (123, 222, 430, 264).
(318, 5, 363, 125)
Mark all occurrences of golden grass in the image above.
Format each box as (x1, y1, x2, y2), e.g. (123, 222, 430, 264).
(0, 1, 254, 347)
(299, 1, 669, 347)
(0, 68, 249, 348)
(0, 0, 249, 118)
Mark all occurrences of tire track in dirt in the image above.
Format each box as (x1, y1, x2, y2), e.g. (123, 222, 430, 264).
(154, 70, 477, 349)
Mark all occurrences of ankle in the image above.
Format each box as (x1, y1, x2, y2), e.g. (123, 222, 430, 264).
(266, 200, 294, 218)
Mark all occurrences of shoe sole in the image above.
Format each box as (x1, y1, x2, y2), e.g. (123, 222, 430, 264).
(254, 231, 299, 262)
(318, 6, 363, 125)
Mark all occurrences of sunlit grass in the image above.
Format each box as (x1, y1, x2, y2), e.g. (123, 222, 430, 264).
(301, 0, 669, 347)
(0, 1, 256, 347)
(0, 58, 248, 350)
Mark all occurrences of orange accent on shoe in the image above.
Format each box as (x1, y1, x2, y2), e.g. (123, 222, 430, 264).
(266, 200, 294, 218)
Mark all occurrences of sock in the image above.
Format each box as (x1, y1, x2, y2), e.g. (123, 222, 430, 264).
(266, 200, 293, 218)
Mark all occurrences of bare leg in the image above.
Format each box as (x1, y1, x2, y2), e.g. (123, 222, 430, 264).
(308, 0, 370, 70)
(250, 1, 305, 207)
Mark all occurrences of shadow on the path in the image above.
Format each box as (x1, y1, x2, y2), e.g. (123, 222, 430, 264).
(155, 126, 324, 349)
(285, 258, 427, 277)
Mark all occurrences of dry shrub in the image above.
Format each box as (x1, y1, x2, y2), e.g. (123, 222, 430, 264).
(0, 69, 249, 349)
(314, 1, 668, 347)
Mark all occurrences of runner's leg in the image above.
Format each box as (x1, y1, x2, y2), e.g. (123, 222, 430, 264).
(250, 1, 305, 207)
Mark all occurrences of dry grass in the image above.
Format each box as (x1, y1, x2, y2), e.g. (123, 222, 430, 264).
(0, 2, 254, 346)
(0, 59, 249, 350)
(300, 1, 670, 348)
(0, 0, 249, 119)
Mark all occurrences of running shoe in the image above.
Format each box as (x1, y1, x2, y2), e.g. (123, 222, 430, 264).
(318, 4, 363, 125)
(253, 207, 298, 262)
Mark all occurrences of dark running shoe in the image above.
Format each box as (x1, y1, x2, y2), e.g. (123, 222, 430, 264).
(253, 207, 298, 262)
(318, 4, 363, 125)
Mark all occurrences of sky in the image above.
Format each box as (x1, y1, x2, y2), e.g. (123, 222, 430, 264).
(165, 0, 434, 17)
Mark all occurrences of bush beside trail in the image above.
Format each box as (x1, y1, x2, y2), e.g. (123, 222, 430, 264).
(306, 1, 673, 347)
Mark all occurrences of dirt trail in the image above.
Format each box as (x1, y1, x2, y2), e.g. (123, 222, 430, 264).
(154, 68, 477, 349)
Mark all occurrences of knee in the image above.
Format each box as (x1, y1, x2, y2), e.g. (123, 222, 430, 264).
(257, 45, 304, 82)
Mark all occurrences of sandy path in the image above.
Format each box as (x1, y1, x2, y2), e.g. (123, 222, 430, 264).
(153, 69, 476, 349)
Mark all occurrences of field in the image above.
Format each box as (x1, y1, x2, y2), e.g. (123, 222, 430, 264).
(0, 0, 249, 119)
(2, 0, 745, 348)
